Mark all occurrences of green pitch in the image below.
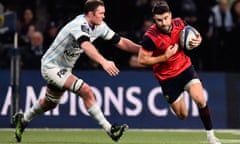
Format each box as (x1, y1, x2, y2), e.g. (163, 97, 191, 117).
(0, 129, 239, 144)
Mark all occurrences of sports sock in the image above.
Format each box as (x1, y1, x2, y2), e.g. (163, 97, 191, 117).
(24, 101, 45, 122)
(198, 105, 213, 130)
(87, 103, 111, 132)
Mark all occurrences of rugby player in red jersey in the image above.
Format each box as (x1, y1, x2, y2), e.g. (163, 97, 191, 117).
(137, 1, 221, 144)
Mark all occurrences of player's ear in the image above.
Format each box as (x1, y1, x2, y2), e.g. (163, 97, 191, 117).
(152, 16, 157, 24)
(88, 11, 94, 17)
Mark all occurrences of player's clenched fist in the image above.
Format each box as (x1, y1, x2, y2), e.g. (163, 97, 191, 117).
(165, 44, 178, 59)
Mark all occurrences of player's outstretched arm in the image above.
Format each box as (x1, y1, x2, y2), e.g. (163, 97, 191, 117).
(115, 37, 141, 53)
(81, 41, 119, 76)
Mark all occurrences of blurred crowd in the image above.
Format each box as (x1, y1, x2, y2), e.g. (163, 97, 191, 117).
(0, 0, 240, 72)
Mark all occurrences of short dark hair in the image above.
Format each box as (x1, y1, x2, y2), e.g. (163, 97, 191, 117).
(83, 0, 105, 14)
(152, 0, 170, 15)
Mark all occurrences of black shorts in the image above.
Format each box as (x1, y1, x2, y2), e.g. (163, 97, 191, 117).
(159, 65, 199, 104)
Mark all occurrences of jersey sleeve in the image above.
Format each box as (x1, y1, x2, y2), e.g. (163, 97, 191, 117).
(99, 21, 115, 40)
(141, 36, 156, 51)
(69, 17, 90, 41)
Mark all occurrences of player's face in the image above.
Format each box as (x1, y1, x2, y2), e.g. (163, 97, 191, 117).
(90, 6, 105, 25)
(153, 12, 172, 33)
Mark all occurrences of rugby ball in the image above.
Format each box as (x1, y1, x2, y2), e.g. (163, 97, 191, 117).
(179, 25, 198, 50)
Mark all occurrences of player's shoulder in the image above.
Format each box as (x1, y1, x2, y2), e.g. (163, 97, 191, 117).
(172, 17, 185, 26)
(96, 21, 107, 28)
(64, 14, 89, 32)
(144, 24, 158, 37)
(172, 17, 184, 23)
(172, 17, 185, 30)
(95, 21, 113, 34)
(72, 14, 87, 25)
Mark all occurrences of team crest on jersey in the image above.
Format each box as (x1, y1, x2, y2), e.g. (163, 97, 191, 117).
(81, 25, 89, 33)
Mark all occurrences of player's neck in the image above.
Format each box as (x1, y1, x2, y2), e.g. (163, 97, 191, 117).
(84, 15, 95, 30)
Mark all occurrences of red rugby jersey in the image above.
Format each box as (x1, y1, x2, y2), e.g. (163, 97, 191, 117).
(142, 18, 191, 81)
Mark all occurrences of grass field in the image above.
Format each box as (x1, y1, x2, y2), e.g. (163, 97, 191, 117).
(0, 129, 239, 144)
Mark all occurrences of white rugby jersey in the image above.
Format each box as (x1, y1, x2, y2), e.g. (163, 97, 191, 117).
(41, 14, 115, 69)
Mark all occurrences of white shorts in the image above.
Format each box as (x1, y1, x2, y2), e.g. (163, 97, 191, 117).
(41, 66, 72, 88)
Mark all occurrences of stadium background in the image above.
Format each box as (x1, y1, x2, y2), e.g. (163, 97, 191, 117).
(1, 70, 240, 129)
(0, 0, 240, 130)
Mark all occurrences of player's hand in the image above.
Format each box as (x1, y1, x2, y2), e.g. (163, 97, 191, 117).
(165, 44, 178, 59)
(189, 33, 202, 48)
(102, 60, 120, 76)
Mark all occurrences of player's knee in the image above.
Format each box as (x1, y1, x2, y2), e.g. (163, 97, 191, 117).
(70, 79, 95, 102)
(195, 101, 207, 109)
(76, 83, 95, 102)
(70, 79, 84, 94)
(78, 83, 95, 100)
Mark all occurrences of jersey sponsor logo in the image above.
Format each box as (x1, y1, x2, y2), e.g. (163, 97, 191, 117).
(173, 19, 181, 27)
(64, 49, 81, 57)
(81, 25, 89, 33)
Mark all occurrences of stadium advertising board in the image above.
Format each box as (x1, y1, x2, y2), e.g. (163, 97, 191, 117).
(0, 70, 226, 129)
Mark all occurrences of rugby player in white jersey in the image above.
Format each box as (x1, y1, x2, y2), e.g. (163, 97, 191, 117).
(13, 0, 140, 142)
